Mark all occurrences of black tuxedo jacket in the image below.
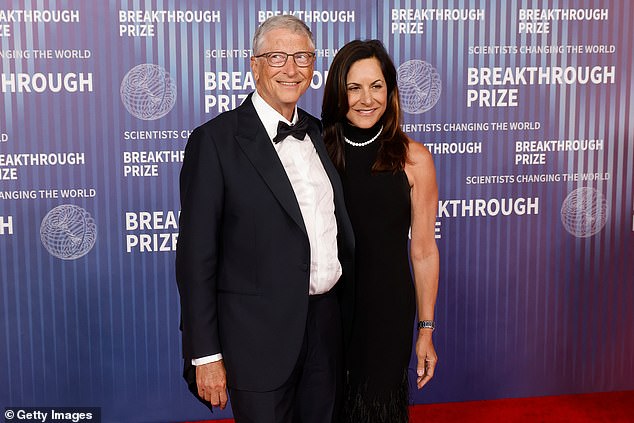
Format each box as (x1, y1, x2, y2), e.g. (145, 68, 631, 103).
(176, 94, 354, 393)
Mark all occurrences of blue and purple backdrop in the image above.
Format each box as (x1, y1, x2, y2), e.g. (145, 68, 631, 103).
(1, 0, 632, 422)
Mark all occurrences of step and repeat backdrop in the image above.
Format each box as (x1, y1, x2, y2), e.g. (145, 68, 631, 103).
(1, 0, 632, 422)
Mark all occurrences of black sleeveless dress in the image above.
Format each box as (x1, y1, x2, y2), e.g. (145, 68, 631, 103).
(341, 122, 416, 423)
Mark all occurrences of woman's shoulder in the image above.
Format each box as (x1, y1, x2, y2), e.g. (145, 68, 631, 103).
(404, 138, 438, 192)
(406, 138, 434, 169)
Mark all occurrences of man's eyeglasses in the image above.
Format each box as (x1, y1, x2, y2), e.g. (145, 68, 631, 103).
(254, 51, 316, 67)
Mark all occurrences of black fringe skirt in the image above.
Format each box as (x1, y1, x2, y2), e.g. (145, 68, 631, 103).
(342, 369, 409, 423)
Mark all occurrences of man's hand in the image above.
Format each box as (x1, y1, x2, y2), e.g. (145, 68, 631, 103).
(196, 360, 228, 409)
(415, 331, 438, 389)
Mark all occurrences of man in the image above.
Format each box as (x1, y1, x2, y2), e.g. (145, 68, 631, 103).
(176, 15, 354, 423)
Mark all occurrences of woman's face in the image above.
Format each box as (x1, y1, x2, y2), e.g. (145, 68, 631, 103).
(345, 57, 388, 128)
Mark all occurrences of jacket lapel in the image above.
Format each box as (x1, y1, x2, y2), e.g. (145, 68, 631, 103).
(305, 112, 338, 194)
(234, 96, 307, 236)
(302, 109, 355, 261)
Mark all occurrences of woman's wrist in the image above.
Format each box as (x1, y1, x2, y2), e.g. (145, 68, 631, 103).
(417, 320, 435, 331)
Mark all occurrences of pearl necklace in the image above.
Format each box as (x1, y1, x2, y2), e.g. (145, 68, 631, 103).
(344, 126, 383, 147)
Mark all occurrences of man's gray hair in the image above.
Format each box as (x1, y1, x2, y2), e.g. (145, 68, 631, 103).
(252, 15, 315, 55)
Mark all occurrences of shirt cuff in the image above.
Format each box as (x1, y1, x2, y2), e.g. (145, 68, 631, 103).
(192, 353, 223, 366)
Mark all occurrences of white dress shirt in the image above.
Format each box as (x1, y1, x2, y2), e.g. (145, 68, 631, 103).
(251, 90, 341, 294)
(192, 91, 341, 366)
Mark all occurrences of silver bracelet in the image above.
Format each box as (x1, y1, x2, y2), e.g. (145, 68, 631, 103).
(418, 320, 436, 331)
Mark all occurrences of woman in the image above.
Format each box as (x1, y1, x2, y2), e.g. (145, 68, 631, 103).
(322, 40, 439, 422)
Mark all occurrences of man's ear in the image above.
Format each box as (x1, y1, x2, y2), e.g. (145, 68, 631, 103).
(250, 57, 259, 82)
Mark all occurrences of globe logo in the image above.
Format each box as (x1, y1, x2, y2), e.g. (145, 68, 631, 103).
(120, 63, 177, 120)
(40, 205, 97, 260)
(397, 60, 442, 114)
(560, 187, 608, 238)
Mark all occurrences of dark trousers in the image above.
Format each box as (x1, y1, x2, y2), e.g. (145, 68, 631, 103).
(229, 291, 343, 423)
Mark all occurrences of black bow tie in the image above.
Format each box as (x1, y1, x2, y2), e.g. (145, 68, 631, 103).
(273, 115, 309, 143)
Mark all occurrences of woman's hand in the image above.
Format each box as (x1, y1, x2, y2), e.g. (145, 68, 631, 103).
(415, 330, 438, 389)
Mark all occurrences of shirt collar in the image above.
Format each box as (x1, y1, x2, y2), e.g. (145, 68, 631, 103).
(252, 90, 299, 142)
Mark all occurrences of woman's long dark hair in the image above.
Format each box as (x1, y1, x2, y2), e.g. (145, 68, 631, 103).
(322, 39, 409, 172)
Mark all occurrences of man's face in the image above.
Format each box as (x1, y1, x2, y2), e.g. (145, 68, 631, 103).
(251, 28, 315, 119)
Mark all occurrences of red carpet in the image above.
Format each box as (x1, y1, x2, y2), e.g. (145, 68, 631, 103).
(407, 391, 634, 422)
(185, 391, 634, 422)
